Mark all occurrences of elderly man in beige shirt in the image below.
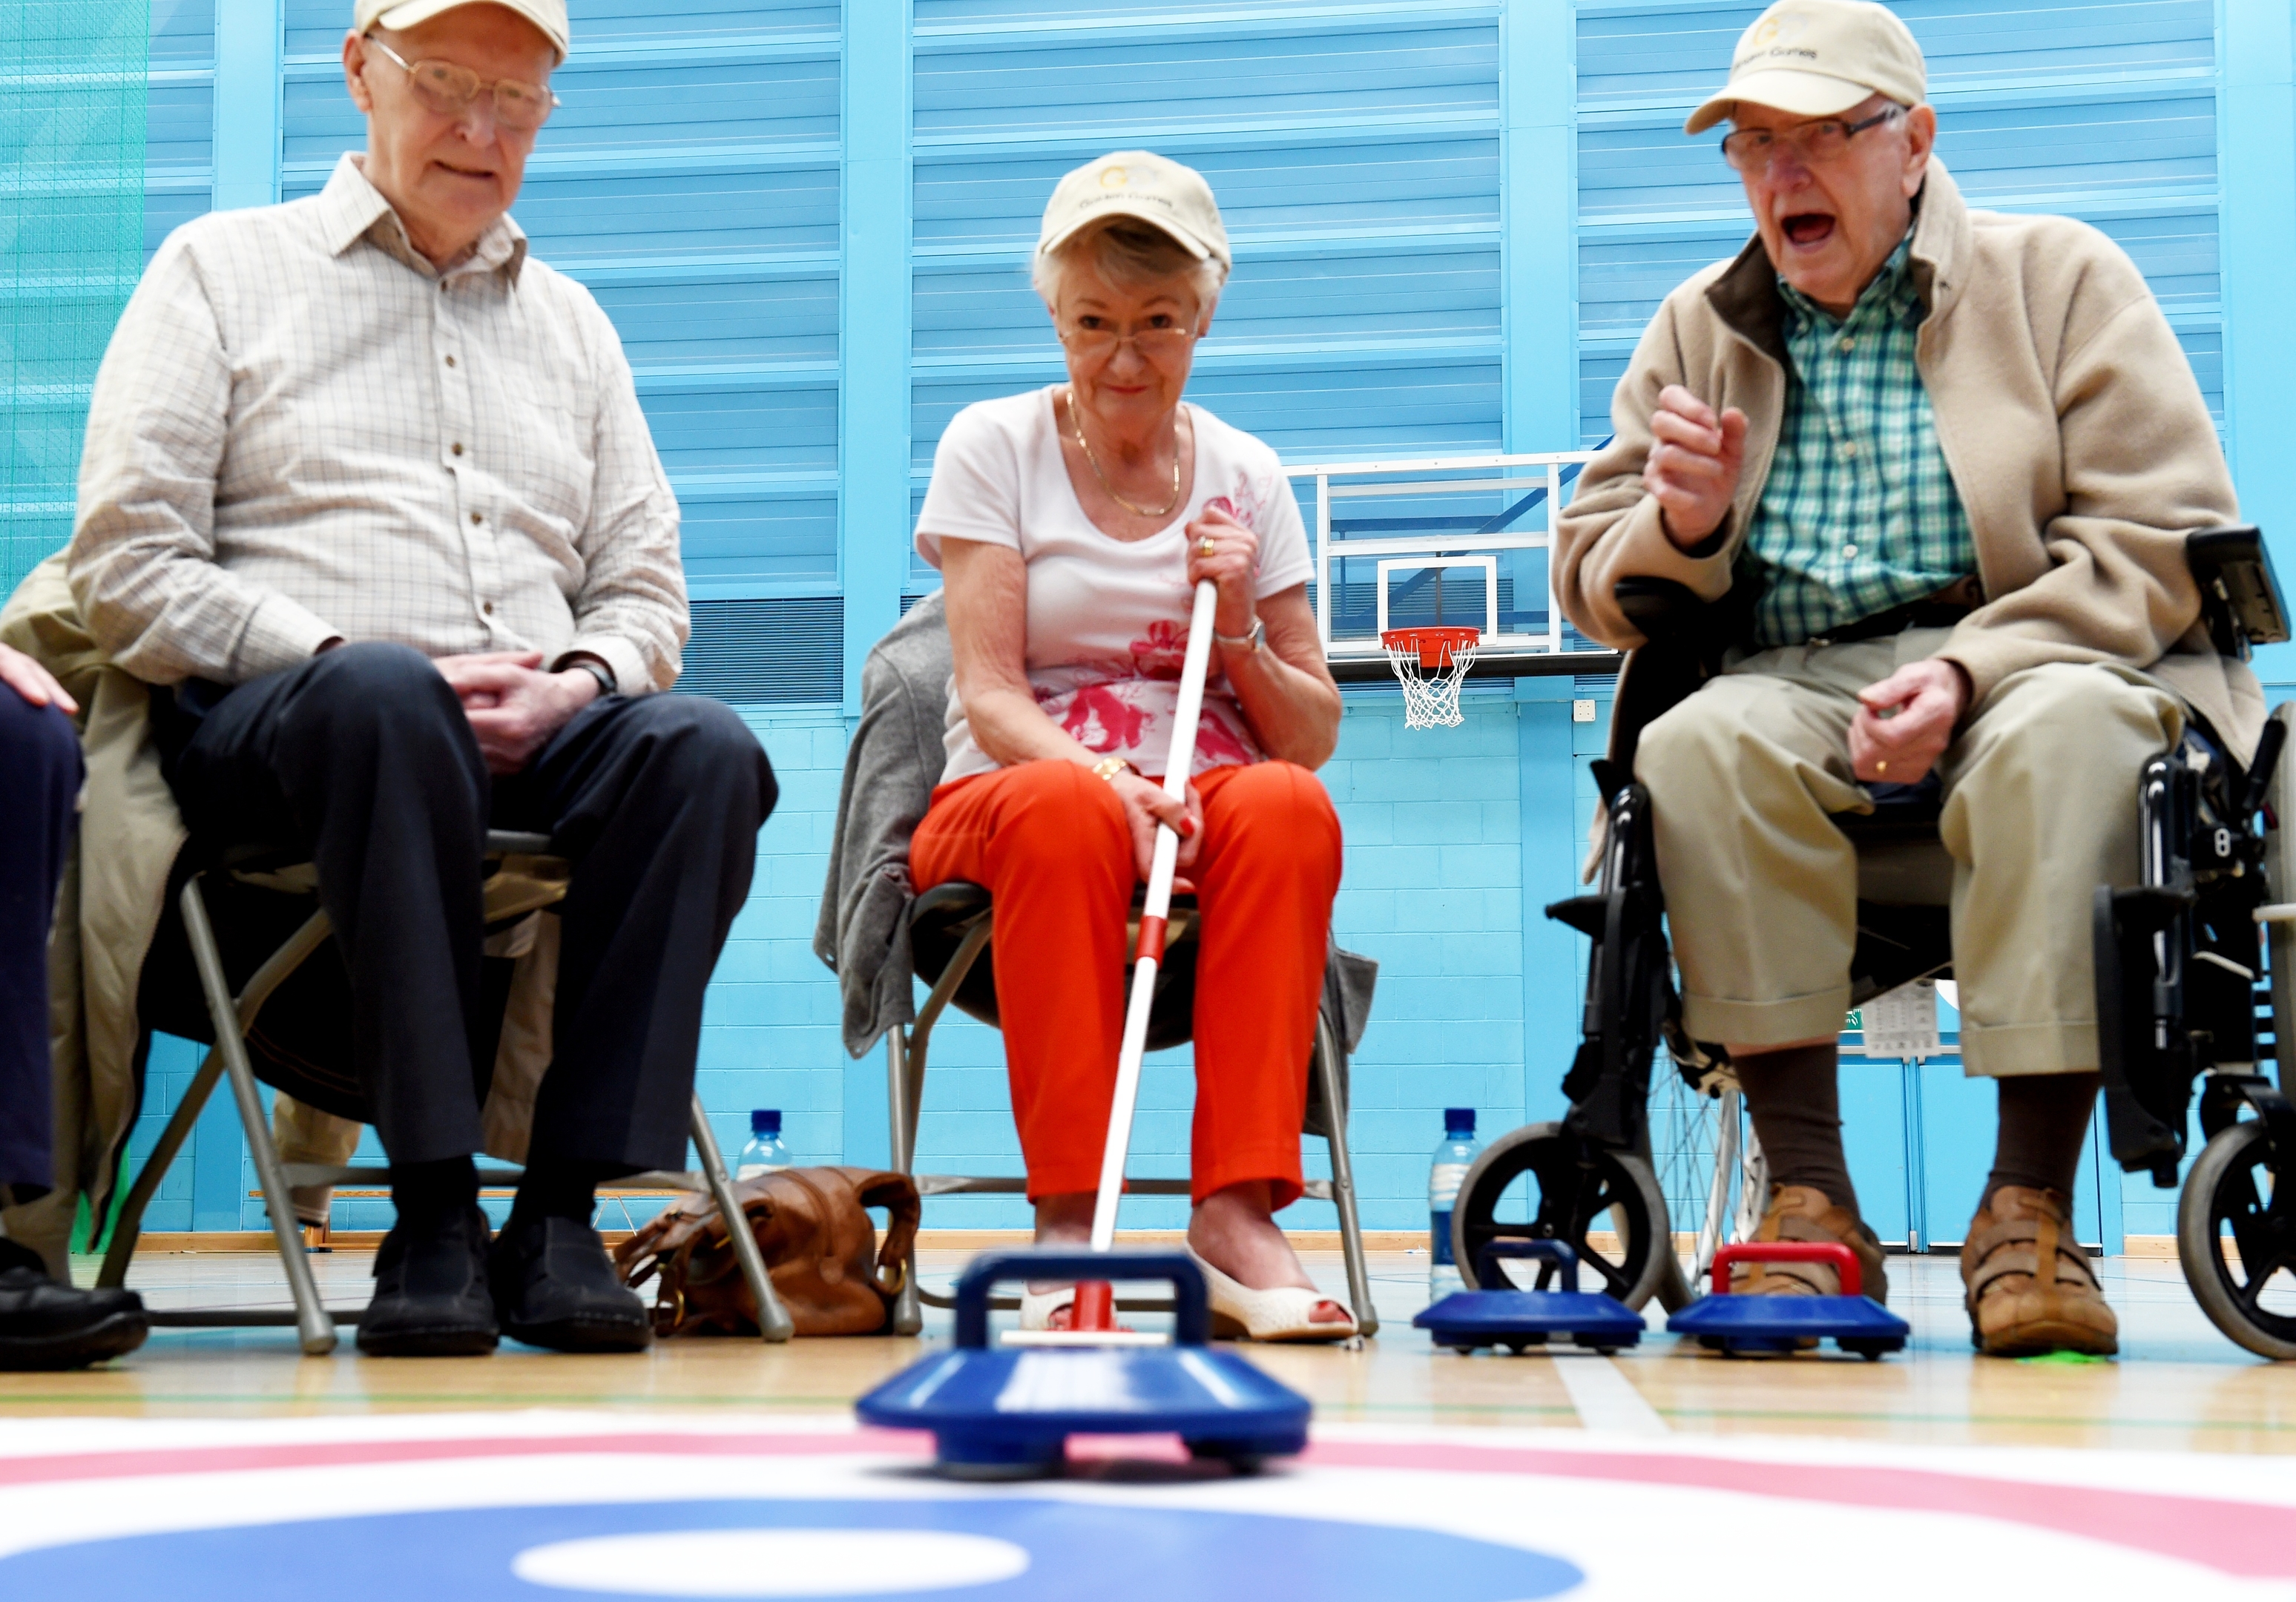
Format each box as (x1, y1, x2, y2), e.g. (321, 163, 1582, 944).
(1558, 1, 2251, 1357)
(66, 0, 774, 1358)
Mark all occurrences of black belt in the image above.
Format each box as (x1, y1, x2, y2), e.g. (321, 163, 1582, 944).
(1805, 591, 1978, 647)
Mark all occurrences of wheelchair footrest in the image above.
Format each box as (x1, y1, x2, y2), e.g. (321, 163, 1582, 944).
(1666, 1293, 1908, 1359)
(1413, 1288, 1644, 1353)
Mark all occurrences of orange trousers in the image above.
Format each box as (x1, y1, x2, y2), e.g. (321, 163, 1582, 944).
(909, 759, 1343, 1207)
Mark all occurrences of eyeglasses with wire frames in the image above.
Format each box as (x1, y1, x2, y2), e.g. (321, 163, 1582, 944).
(363, 36, 559, 132)
(1056, 315, 1200, 363)
(1720, 105, 1901, 172)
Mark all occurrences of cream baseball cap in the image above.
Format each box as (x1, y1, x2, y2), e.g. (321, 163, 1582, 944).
(1684, 0, 1924, 136)
(1037, 151, 1231, 270)
(354, 0, 570, 64)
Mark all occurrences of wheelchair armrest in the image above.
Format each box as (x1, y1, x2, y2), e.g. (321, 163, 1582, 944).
(2185, 525, 2289, 659)
(1614, 576, 1713, 639)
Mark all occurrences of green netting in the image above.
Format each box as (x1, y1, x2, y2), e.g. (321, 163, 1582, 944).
(1, 0, 148, 596)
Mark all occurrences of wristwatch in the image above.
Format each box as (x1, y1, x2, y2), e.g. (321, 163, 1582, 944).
(1214, 616, 1266, 656)
(564, 657, 616, 699)
(1091, 755, 1135, 783)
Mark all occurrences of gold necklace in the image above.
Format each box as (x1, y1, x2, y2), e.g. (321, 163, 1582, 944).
(1064, 389, 1182, 519)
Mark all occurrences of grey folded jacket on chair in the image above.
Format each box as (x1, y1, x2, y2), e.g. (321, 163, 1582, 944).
(811, 591, 1377, 1137)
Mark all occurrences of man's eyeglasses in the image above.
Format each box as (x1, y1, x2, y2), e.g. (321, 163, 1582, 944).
(1058, 323, 1198, 363)
(1721, 105, 1901, 172)
(364, 36, 559, 132)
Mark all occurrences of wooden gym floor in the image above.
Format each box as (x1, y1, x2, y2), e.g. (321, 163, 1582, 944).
(6, 1244, 2295, 1457)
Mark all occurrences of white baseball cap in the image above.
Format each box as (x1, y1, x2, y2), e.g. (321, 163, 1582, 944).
(1684, 0, 1925, 136)
(1037, 151, 1231, 271)
(354, 0, 570, 64)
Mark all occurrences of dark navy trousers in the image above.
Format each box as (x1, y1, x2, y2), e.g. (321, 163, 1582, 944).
(163, 643, 774, 1173)
(0, 690, 82, 1202)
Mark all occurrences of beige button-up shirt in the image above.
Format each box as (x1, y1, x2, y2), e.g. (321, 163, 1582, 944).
(68, 152, 685, 695)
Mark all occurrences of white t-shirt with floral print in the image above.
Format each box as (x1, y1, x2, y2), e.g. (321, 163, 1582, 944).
(915, 386, 1315, 785)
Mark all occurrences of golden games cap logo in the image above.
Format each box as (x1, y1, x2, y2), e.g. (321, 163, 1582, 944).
(1740, 9, 1815, 64)
(1098, 165, 1130, 190)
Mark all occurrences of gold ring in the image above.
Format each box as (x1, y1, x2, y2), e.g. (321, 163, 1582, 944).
(1200, 537, 1217, 556)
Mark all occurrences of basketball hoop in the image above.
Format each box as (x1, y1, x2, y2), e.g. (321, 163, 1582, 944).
(1381, 626, 1479, 729)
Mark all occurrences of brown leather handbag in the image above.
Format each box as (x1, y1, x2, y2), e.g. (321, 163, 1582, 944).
(611, 1166, 921, 1337)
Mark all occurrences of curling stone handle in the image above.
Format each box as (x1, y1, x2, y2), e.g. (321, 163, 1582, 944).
(953, 1249, 1208, 1351)
(1476, 1238, 1579, 1291)
(1711, 1241, 1859, 1298)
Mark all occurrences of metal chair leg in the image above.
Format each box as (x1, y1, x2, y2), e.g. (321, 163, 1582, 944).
(102, 894, 337, 1292)
(689, 1092, 792, 1342)
(180, 875, 337, 1356)
(1314, 1013, 1378, 1336)
(885, 1028, 924, 1336)
(97, 1046, 224, 1289)
(887, 915, 992, 1339)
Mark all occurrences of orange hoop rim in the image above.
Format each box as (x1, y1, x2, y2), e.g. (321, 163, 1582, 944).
(1381, 624, 1481, 670)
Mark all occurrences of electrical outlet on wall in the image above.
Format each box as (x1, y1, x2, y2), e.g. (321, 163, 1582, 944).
(1571, 699, 1597, 723)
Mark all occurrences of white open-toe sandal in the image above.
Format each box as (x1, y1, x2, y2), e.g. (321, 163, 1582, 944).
(1185, 1246, 1358, 1342)
(1017, 1285, 1075, 1332)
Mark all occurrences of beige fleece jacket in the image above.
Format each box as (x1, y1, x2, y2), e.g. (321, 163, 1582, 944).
(1556, 159, 2261, 759)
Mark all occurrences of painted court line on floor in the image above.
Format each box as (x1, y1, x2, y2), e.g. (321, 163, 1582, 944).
(1553, 1355, 1669, 1435)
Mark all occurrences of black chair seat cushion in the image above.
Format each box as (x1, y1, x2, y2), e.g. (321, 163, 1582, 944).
(908, 880, 1201, 1053)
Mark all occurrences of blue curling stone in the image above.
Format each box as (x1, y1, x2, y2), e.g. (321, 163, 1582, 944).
(856, 1249, 1312, 1476)
(1415, 1288, 1644, 1352)
(1413, 1238, 1643, 1354)
(1666, 1293, 1909, 1359)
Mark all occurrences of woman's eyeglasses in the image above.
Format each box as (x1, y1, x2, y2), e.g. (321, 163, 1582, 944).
(1058, 323, 1198, 362)
(365, 36, 559, 132)
(1721, 105, 1901, 172)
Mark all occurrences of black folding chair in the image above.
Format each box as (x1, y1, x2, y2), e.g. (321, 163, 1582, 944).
(95, 831, 791, 1353)
(883, 879, 1379, 1335)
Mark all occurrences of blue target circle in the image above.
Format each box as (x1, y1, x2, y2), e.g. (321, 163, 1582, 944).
(0, 1496, 1583, 1601)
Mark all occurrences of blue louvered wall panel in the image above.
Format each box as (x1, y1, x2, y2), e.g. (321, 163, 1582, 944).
(1576, 0, 2223, 441)
(144, 0, 214, 257)
(907, 4, 1506, 595)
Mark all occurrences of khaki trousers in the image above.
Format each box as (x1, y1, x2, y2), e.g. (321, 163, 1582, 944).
(1634, 630, 2182, 1077)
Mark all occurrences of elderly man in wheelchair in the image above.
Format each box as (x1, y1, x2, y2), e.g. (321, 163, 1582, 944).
(1553, 0, 2286, 1359)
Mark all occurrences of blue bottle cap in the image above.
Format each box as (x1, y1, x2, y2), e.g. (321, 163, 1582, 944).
(1444, 1107, 1476, 1136)
(751, 1109, 782, 1137)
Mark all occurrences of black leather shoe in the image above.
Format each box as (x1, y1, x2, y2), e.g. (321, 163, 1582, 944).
(489, 1215, 652, 1352)
(0, 1246, 148, 1371)
(358, 1204, 499, 1357)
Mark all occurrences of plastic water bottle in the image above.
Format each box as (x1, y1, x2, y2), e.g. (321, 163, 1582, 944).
(1429, 1107, 1478, 1300)
(735, 1110, 790, 1179)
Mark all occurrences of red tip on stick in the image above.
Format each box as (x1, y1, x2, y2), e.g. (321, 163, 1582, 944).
(1072, 1281, 1116, 1332)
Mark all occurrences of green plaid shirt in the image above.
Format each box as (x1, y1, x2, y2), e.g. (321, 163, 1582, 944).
(1744, 234, 1976, 647)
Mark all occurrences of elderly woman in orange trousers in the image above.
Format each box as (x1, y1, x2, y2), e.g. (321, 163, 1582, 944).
(908, 151, 1355, 1341)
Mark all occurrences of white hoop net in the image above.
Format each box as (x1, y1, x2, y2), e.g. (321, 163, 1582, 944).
(1382, 629, 1478, 729)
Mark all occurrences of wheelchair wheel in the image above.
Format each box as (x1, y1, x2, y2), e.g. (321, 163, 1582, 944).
(1648, 1069, 1768, 1290)
(1450, 1121, 1674, 1310)
(2179, 1118, 2296, 1360)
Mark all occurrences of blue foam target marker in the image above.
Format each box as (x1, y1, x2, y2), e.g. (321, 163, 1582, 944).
(1413, 1239, 1645, 1354)
(856, 1250, 1312, 1477)
(1665, 1242, 1909, 1359)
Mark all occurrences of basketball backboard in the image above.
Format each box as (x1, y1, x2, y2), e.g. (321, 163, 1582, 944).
(1284, 452, 1625, 685)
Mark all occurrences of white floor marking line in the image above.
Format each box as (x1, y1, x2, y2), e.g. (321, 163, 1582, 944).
(1554, 1355, 1670, 1436)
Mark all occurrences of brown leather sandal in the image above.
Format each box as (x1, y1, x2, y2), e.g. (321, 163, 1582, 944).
(1731, 1184, 1890, 1303)
(1960, 1184, 2118, 1357)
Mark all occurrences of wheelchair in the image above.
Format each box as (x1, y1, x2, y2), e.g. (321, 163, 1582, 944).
(1450, 527, 2296, 1358)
